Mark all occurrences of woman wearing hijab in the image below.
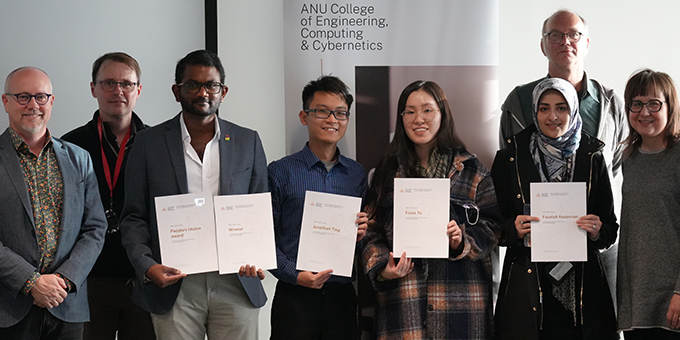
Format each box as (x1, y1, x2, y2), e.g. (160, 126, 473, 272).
(491, 78, 618, 340)
(362, 80, 502, 339)
(618, 69, 680, 339)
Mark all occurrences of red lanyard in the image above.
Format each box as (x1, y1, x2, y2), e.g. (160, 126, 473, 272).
(97, 117, 131, 198)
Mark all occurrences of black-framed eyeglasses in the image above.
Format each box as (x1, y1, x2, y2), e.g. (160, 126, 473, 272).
(543, 31, 584, 44)
(97, 80, 138, 92)
(304, 108, 350, 121)
(5, 93, 52, 105)
(629, 99, 664, 113)
(177, 81, 224, 94)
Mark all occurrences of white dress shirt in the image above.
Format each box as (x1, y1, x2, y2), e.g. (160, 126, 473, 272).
(179, 112, 220, 196)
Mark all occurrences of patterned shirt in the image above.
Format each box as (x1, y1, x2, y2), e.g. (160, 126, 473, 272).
(268, 143, 367, 285)
(10, 128, 68, 294)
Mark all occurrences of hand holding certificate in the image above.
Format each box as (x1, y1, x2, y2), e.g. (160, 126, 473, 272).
(393, 178, 450, 258)
(530, 182, 587, 262)
(296, 191, 362, 277)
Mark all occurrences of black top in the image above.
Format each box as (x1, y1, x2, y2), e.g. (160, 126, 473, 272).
(62, 111, 147, 278)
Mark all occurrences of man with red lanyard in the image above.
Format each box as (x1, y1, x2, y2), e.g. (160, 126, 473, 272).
(62, 52, 154, 340)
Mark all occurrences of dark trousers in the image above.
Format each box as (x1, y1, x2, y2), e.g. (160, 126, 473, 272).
(624, 328, 680, 340)
(270, 281, 358, 340)
(83, 277, 155, 340)
(0, 305, 83, 340)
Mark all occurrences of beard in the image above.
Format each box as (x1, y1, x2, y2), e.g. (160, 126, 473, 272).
(180, 95, 219, 117)
(17, 109, 47, 135)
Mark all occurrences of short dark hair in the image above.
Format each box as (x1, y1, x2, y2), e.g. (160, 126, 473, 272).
(175, 50, 225, 84)
(301, 75, 354, 111)
(92, 52, 141, 83)
(623, 68, 680, 156)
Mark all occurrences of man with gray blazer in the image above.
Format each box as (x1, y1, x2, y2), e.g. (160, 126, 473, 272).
(120, 50, 268, 340)
(0, 67, 107, 339)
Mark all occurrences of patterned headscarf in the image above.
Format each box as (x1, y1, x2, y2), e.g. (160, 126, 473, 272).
(530, 78, 582, 183)
(531, 78, 582, 157)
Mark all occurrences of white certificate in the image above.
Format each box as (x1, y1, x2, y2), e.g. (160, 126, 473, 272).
(154, 192, 218, 275)
(393, 178, 450, 258)
(296, 191, 362, 277)
(213, 193, 277, 274)
(530, 182, 587, 262)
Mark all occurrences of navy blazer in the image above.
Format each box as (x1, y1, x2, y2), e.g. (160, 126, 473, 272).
(0, 128, 107, 327)
(120, 114, 268, 314)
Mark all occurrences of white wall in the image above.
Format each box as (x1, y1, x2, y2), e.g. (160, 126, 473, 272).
(0, 1, 205, 135)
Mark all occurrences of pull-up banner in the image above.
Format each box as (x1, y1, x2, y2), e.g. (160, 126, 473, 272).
(284, 1, 499, 169)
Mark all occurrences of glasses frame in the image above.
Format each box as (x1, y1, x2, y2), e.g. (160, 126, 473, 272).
(97, 80, 138, 92)
(629, 99, 665, 113)
(5, 93, 52, 105)
(543, 31, 584, 44)
(304, 108, 350, 121)
(400, 108, 440, 122)
(177, 81, 224, 95)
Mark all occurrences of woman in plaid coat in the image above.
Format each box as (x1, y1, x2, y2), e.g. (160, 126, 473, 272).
(362, 80, 503, 339)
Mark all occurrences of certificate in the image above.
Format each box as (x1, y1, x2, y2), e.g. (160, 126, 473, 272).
(530, 182, 587, 262)
(393, 178, 450, 258)
(296, 191, 362, 277)
(154, 192, 218, 275)
(213, 193, 277, 274)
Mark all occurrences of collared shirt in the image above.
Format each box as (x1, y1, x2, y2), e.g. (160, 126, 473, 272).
(180, 113, 221, 196)
(10, 128, 66, 294)
(268, 143, 367, 285)
(577, 73, 602, 138)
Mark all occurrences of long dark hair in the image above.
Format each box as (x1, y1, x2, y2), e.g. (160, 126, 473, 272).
(365, 80, 466, 227)
(623, 69, 680, 158)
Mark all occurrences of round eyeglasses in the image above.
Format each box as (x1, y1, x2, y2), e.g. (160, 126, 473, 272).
(542, 31, 584, 44)
(178, 81, 224, 94)
(5, 93, 52, 105)
(629, 99, 664, 113)
(401, 108, 439, 122)
(304, 108, 350, 121)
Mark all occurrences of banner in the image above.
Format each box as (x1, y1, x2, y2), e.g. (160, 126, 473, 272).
(283, 0, 499, 169)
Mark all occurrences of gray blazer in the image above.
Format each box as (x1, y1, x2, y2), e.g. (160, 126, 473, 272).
(120, 114, 268, 314)
(0, 128, 107, 327)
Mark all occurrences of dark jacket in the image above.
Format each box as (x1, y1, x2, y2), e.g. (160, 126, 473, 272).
(62, 111, 147, 278)
(491, 125, 618, 340)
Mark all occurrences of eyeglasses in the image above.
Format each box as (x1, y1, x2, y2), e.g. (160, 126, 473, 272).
(177, 81, 224, 94)
(401, 108, 439, 121)
(97, 80, 138, 92)
(543, 31, 584, 44)
(304, 108, 350, 121)
(5, 93, 52, 105)
(629, 99, 664, 113)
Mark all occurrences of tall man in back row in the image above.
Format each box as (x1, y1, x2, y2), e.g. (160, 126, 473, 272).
(62, 52, 155, 340)
(499, 9, 628, 176)
(120, 49, 268, 340)
(498, 9, 628, 309)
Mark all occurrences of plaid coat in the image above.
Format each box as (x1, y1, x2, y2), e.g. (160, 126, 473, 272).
(363, 151, 503, 339)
